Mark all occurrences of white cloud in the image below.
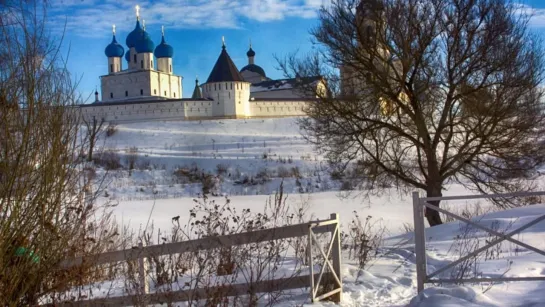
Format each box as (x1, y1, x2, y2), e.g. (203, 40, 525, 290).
(49, 0, 325, 38)
(513, 3, 545, 28)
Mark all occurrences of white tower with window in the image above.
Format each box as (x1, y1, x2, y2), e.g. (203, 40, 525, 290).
(201, 38, 251, 118)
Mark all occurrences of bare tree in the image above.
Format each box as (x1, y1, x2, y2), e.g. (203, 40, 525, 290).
(83, 115, 105, 162)
(0, 1, 119, 305)
(278, 0, 545, 226)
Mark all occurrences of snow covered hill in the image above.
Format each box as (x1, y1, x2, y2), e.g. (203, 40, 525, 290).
(86, 118, 545, 306)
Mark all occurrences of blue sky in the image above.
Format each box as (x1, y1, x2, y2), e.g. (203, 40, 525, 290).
(49, 0, 545, 101)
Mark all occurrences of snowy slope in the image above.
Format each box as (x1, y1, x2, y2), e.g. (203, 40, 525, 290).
(84, 118, 545, 306)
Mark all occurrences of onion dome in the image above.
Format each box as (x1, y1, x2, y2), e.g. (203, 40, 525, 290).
(126, 19, 144, 48)
(135, 31, 155, 53)
(104, 30, 124, 58)
(240, 64, 266, 78)
(125, 50, 130, 62)
(246, 46, 255, 57)
(154, 27, 173, 58)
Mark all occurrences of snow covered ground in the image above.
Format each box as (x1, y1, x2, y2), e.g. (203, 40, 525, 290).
(84, 118, 545, 306)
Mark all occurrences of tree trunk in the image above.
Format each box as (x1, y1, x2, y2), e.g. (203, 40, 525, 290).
(425, 186, 443, 226)
(87, 136, 94, 162)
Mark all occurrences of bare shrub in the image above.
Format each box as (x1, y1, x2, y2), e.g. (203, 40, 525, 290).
(131, 182, 309, 306)
(440, 202, 494, 224)
(94, 151, 122, 170)
(0, 2, 119, 304)
(125, 146, 138, 174)
(277, 165, 291, 178)
(136, 159, 151, 171)
(216, 163, 228, 176)
(341, 212, 385, 269)
(444, 219, 515, 292)
(105, 123, 117, 137)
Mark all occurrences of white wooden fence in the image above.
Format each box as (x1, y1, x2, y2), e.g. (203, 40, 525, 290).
(412, 191, 545, 292)
(50, 213, 343, 306)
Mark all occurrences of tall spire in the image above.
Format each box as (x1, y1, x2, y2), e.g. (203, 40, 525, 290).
(135, 5, 140, 20)
(161, 25, 165, 37)
(112, 24, 116, 35)
(221, 36, 225, 49)
(192, 76, 203, 99)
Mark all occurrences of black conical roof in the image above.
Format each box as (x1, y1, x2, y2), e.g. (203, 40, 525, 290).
(206, 46, 244, 83)
(192, 78, 203, 99)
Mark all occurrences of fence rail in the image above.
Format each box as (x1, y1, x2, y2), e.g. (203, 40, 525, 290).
(412, 190, 545, 292)
(51, 213, 343, 306)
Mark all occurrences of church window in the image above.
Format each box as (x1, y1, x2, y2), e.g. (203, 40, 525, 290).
(173, 93, 176, 97)
(110, 64, 113, 72)
(230, 83, 233, 90)
(134, 54, 137, 63)
(141, 60, 144, 69)
(154, 89, 157, 95)
(214, 84, 216, 91)
(164, 91, 167, 96)
(170, 65, 172, 72)
(225, 83, 227, 89)
(125, 91, 128, 97)
(110, 93, 113, 98)
(140, 89, 143, 95)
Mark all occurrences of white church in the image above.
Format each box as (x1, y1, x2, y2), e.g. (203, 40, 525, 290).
(81, 6, 323, 122)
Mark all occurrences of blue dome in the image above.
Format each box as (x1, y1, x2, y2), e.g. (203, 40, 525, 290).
(104, 35, 124, 58)
(154, 35, 173, 58)
(125, 50, 130, 62)
(135, 31, 155, 53)
(126, 19, 143, 48)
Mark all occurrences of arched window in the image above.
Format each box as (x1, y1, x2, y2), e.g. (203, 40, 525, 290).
(173, 92, 176, 97)
(140, 89, 143, 95)
(154, 89, 157, 95)
(164, 91, 167, 96)
(140, 60, 144, 69)
(133, 54, 137, 63)
(125, 91, 128, 97)
(110, 93, 113, 98)
(170, 65, 172, 72)
(110, 64, 113, 72)
(219, 84, 222, 90)
(214, 84, 217, 91)
(230, 83, 233, 90)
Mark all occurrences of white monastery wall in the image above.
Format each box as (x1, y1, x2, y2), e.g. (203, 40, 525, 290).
(249, 100, 309, 117)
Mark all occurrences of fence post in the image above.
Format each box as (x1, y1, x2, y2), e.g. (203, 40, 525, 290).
(138, 242, 149, 294)
(412, 192, 426, 293)
(308, 224, 315, 302)
(330, 213, 343, 303)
